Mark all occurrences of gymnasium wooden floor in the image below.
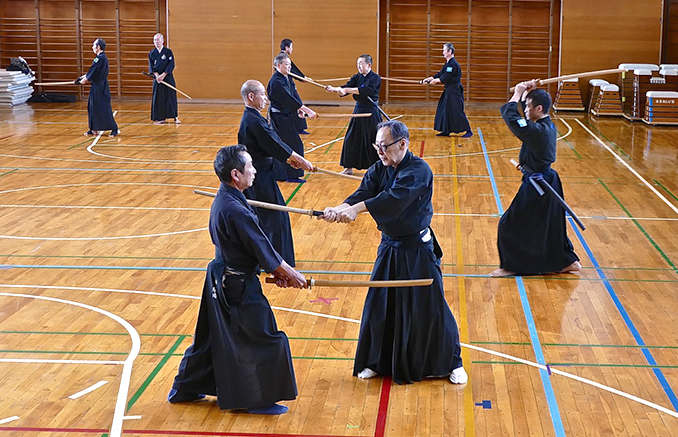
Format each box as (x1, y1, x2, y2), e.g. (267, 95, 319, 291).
(1, 99, 678, 437)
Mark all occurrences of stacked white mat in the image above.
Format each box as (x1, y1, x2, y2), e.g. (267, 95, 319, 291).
(0, 70, 35, 106)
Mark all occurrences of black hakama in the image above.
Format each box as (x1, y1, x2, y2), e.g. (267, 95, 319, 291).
(288, 58, 308, 132)
(267, 70, 304, 179)
(149, 47, 178, 121)
(345, 151, 463, 384)
(340, 71, 382, 170)
(170, 184, 297, 410)
(497, 101, 580, 275)
(238, 106, 296, 266)
(85, 52, 118, 133)
(433, 58, 471, 135)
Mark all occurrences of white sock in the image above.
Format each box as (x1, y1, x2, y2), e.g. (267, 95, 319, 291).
(357, 368, 378, 379)
(449, 367, 468, 384)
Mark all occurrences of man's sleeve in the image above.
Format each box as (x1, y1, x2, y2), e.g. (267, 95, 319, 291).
(364, 165, 431, 220)
(226, 208, 283, 273)
(269, 76, 303, 110)
(250, 116, 294, 163)
(500, 101, 544, 143)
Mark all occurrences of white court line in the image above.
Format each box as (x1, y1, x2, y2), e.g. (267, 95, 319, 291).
(86, 143, 210, 163)
(68, 380, 109, 399)
(0, 227, 207, 241)
(0, 182, 216, 196)
(90, 131, 104, 148)
(305, 137, 344, 153)
(0, 416, 20, 425)
(2, 283, 678, 421)
(463, 342, 678, 420)
(0, 358, 123, 365)
(423, 146, 521, 160)
(0, 153, 206, 165)
(0, 182, 215, 240)
(86, 110, 116, 149)
(123, 415, 142, 420)
(574, 118, 678, 216)
(304, 115, 403, 154)
(557, 119, 573, 141)
(0, 291, 140, 437)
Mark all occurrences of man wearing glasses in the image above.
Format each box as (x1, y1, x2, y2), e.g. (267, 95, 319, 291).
(320, 120, 467, 385)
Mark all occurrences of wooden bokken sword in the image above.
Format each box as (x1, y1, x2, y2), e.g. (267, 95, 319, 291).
(194, 189, 323, 216)
(141, 71, 192, 99)
(265, 277, 433, 289)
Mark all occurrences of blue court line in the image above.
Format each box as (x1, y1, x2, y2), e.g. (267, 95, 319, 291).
(479, 126, 567, 436)
(478, 128, 504, 215)
(569, 217, 678, 411)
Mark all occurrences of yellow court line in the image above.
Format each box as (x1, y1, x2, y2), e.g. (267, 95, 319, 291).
(451, 139, 476, 437)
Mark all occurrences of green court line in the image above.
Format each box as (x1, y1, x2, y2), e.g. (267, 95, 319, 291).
(599, 179, 676, 271)
(0, 348, 353, 361)
(0, 330, 181, 337)
(472, 341, 678, 350)
(66, 137, 96, 150)
(284, 173, 309, 205)
(582, 119, 631, 160)
(558, 135, 582, 160)
(654, 179, 678, 203)
(323, 123, 348, 154)
(126, 335, 187, 411)
(0, 169, 18, 178)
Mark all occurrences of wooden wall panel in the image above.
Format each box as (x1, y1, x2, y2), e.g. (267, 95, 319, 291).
(663, 0, 678, 63)
(273, 0, 379, 102)
(429, 1, 470, 103)
(468, 0, 510, 102)
(169, 0, 272, 101)
(38, 0, 80, 94)
(509, 0, 553, 89)
(0, 0, 160, 100)
(561, 0, 662, 95)
(386, 0, 557, 103)
(80, 0, 119, 97)
(168, 0, 378, 101)
(119, 0, 159, 98)
(386, 0, 429, 101)
(0, 0, 38, 75)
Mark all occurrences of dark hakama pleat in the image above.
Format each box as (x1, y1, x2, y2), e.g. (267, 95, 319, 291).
(353, 234, 463, 384)
(171, 260, 297, 410)
(340, 105, 381, 170)
(497, 168, 580, 275)
(433, 84, 470, 135)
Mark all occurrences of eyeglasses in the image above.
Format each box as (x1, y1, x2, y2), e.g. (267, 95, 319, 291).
(372, 137, 403, 153)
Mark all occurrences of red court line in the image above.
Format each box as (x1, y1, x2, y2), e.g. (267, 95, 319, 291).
(419, 140, 425, 157)
(1, 378, 394, 437)
(373, 377, 393, 437)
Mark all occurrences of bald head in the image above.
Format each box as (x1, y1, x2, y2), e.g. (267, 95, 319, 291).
(241, 80, 268, 111)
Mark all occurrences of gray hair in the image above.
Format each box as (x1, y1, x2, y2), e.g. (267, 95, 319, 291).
(274, 53, 289, 66)
(377, 120, 410, 144)
(443, 43, 455, 54)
